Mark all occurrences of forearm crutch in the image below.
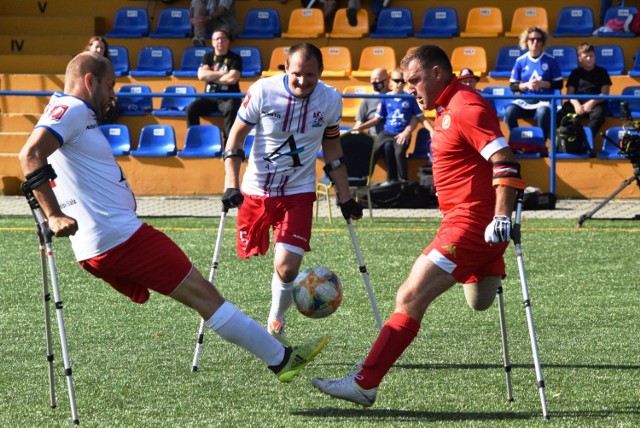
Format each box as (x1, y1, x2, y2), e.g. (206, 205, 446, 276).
(191, 207, 228, 372)
(496, 285, 514, 402)
(512, 191, 550, 420)
(23, 184, 79, 425)
(345, 219, 382, 331)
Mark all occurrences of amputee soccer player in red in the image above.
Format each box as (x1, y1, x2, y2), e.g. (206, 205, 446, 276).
(312, 45, 526, 406)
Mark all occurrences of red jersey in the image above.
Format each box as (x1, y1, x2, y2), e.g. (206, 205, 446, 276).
(431, 78, 508, 224)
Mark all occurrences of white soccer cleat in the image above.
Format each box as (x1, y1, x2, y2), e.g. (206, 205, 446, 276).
(312, 372, 377, 407)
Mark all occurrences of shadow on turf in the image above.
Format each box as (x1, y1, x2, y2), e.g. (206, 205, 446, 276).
(292, 408, 532, 421)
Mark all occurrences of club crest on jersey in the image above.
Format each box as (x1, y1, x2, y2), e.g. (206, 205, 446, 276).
(45, 104, 69, 120)
(311, 111, 324, 127)
(442, 114, 451, 129)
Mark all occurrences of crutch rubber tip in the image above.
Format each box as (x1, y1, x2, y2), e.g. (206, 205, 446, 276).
(73, 419, 79, 425)
(507, 398, 514, 402)
(191, 366, 198, 372)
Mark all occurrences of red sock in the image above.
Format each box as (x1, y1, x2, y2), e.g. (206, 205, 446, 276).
(355, 312, 420, 390)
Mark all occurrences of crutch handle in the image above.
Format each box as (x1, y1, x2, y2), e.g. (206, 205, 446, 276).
(22, 181, 54, 243)
(510, 190, 524, 245)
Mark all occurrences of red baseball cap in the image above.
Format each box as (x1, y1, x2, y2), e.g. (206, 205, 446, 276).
(459, 68, 480, 82)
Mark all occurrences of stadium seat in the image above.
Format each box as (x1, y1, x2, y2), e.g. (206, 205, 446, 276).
(370, 8, 413, 38)
(552, 6, 594, 37)
(481, 86, 515, 118)
(328, 8, 369, 38)
(508, 126, 547, 159)
(597, 127, 626, 159)
(173, 46, 213, 77)
(450, 46, 487, 75)
(105, 7, 149, 38)
(609, 86, 640, 118)
(341, 85, 374, 118)
(99, 124, 131, 156)
(629, 48, 640, 77)
(595, 45, 625, 76)
(244, 130, 255, 155)
(320, 46, 352, 77)
(489, 45, 525, 78)
(149, 8, 190, 38)
(230, 46, 262, 77)
(409, 128, 432, 160)
(131, 125, 177, 157)
(351, 46, 397, 78)
(556, 127, 595, 159)
(117, 84, 152, 116)
(261, 46, 289, 77)
(108, 45, 129, 77)
(594, 6, 638, 37)
(505, 7, 548, 37)
(547, 46, 578, 78)
(460, 7, 503, 37)
(415, 7, 459, 38)
(178, 125, 223, 158)
(282, 8, 325, 38)
(129, 46, 173, 77)
(236, 8, 281, 39)
(151, 85, 197, 117)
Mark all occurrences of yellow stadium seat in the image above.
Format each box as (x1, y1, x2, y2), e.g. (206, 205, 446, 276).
(261, 46, 289, 77)
(328, 8, 369, 38)
(341, 85, 374, 118)
(282, 8, 325, 38)
(320, 46, 352, 77)
(351, 46, 397, 78)
(505, 7, 548, 37)
(460, 7, 503, 37)
(450, 46, 487, 75)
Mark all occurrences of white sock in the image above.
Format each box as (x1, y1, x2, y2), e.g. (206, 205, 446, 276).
(206, 301, 284, 366)
(268, 271, 295, 322)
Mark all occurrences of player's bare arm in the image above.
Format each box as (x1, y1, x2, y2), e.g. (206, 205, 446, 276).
(223, 119, 252, 190)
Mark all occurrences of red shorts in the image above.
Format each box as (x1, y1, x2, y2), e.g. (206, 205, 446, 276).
(236, 192, 316, 258)
(79, 223, 192, 304)
(423, 219, 508, 284)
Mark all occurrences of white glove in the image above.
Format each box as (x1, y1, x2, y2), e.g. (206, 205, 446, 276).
(485, 216, 512, 244)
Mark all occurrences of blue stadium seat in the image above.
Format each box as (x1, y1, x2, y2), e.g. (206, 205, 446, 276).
(149, 8, 191, 38)
(628, 48, 640, 77)
(552, 7, 594, 37)
(99, 124, 131, 156)
(236, 8, 281, 39)
(409, 128, 432, 159)
(370, 8, 413, 38)
(152, 85, 197, 117)
(597, 127, 626, 159)
(556, 127, 595, 159)
(548, 46, 578, 78)
(178, 125, 223, 158)
(489, 46, 525, 78)
(108, 45, 129, 77)
(508, 126, 547, 159)
(244, 131, 255, 156)
(117, 84, 152, 116)
(173, 46, 213, 77)
(131, 125, 177, 157)
(594, 6, 638, 37)
(608, 86, 640, 118)
(481, 86, 515, 118)
(230, 46, 262, 77)
(130, 46, 173, 77)
(105, 8, 149, 38)
(415, 7, 459, 38)
(595, 45, 625, 76)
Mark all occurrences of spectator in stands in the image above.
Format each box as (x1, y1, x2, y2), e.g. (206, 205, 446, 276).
(505, 27, 563, 141)
(354, 67, 389, 138)
(352, 68, 434, 183)
(458, 68, 480, 91)
(84, 36, 110, 59)
(190, 0, 240, 46)
(314, 0, 360, 30)
(556, 43, 612, 138)
(185, 27, 242, 147)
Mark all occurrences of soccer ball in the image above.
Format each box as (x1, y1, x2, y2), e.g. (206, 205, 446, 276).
(292, 267, 343, 319)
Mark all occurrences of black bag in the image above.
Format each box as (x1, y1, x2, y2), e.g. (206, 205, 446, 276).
(555, 113, 593, 156)
(522, 190, 557, 210)
(366, 181, 437, 209)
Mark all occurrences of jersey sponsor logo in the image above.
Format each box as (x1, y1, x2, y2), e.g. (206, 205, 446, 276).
(44, 104, 69, 120)
(442, 114, 451, 130)
(242, 92, 251, 108)
(59, 198, 77, 209)
(311, 111, 324, 127)
(262, 110, 282, 119)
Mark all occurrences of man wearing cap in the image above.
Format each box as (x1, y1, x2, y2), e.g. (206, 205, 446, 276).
(458, 68, 480, 91)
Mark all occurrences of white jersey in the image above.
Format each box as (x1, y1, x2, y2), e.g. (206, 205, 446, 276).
(238, 74, 342, 196)
(36, 93, 142, 261)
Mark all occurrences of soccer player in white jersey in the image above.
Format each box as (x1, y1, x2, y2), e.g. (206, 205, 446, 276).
(221, 43, 364, 341)
(19, 51, 328, 386)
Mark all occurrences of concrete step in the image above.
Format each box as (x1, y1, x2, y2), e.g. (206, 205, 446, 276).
(0, 54, 72, 74)
(0, 35, 90, 55)
(0, 16, 95, 36)
(0, 114, 41, 132)
(0, 132, 30, 153)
